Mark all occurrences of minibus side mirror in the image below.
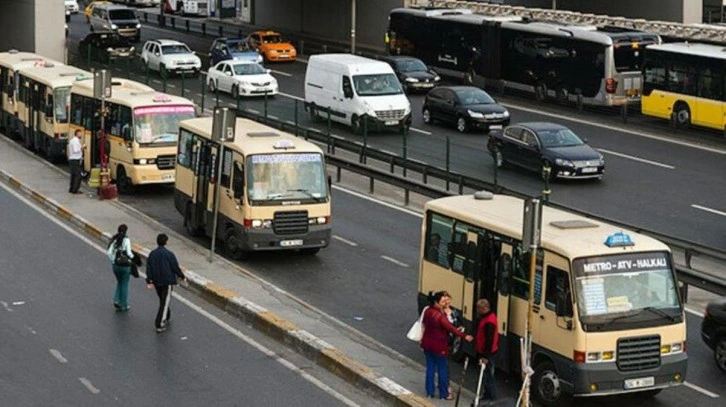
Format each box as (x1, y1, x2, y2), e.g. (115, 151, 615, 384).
(556, 296, 572, 318)
(122, 127, 132, 142)
(44, 104, 53, 118)
(233, 177, 244, 200)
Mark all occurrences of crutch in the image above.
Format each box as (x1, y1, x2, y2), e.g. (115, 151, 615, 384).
(473, 361, 487, 407)
(453, 356, 470, 407)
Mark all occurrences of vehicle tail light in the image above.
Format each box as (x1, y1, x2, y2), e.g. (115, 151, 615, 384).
(683, 340, 687, 353)
(574, 350, 586, 363)
(243, 218, 252, 229)
(605, 78, 617, 94)
(54, 133, 60, 139)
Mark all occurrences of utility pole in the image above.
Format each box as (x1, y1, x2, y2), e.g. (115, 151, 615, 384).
(208, 107, 236, 263)
(350, 0, 357, 54)
(520, 198, 542, 407)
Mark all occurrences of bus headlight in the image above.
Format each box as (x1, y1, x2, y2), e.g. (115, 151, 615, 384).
(661, 341, 685, 354)
(134, 158, 155, 165)
(250, 219, 272, 229)
(309, 216, 328, 225)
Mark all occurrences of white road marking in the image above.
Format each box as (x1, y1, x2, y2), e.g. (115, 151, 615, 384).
(49, 349, 68, 364)
(268, 114, 279, 120)
(333, 235, 358, 247)
(684, 306, 703, 317)
(79, 377, 100, 394)
(12, 301, 25, 305)
(271, 70, 292, 77)
(173, 294, 360, 407)
(331, 185, 422, 218)
(380, 255, 409, 268)
(167, 84, 176, 88)
(684, 381, 720, 398)
(279, 91, 304, 101)
(504, 101, 726, 155)
(409, 127, 431, 135)
(248, 108, 260, 114)
(152, 79, 162, 84)
(598, 149, 674, 169)
(692, 204, 726, 217)
(0, 183, 358, 407)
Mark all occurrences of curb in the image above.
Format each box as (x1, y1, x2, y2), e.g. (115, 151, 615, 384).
(0, 167, 434, 407)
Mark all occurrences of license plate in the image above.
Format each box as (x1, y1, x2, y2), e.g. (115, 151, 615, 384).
(624, 376, 654, 390)
(384, 120, 398, 126)
(489, 125, 503, 130)
(581, 167, 598, 173)
(280, 239, 303, 247)
(421, 83, 434, 87)
(161, 174, 174, 180)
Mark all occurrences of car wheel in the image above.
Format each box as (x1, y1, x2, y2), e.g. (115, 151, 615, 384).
(223, 228, 248, 260)
(422, 108, 433, 124)
(533, 362, 567, 407)
(674, 102, 691, 128)
(495, 150, 506, 169)
(208, 78, 217, 93)
(716, 337, 726, 373)
(232, 85, 240, 99)
(542, 160, 555, 181)
(456, 116, 468, 133)
(116, 166, 135, 194)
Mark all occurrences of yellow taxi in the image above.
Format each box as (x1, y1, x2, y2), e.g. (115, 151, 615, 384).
(246, 31, 297, 62)
(85, 1, 112, 23)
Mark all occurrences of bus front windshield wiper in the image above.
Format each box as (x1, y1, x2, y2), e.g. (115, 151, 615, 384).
(287, 189, 325, 202)
(592, 311, 636, 331)
(638, 306, 678, 323)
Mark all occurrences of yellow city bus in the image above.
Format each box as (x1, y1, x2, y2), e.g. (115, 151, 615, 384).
(174, 117, 331, 259)
(0, 50, 58, 138)
(68, 77, 196, 192)
(418, 192, 686, 405)
(15, 61, 90, 161)
(642, 42, 726, 130)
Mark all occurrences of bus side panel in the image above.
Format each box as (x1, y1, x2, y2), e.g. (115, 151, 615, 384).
(693, 97, 723, 130)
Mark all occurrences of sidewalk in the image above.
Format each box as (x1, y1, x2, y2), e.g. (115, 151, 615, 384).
(0, 134, 474, 407)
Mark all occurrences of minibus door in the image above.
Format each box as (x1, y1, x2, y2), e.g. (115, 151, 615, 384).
(192, 139, 213, 234)
(494, 243, 514, 374)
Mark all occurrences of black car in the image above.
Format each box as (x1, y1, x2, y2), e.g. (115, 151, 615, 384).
(702, 298, 726, 373)
(79, 32, 135, 63)
(487, 122, 605, 180)
(422, 86, 509, 133)
(382, 56, 440, 93)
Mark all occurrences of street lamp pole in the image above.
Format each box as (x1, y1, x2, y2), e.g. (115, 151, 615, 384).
(350, 0, 356, 54)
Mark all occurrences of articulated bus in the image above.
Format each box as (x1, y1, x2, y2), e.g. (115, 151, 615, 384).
(0, 50, 57, 137)
(642, 42, 726, 131)
(69, 77, 196, 192)
(15, 62, 90, 161)
(174, 117, 331, 259)
(418, 192, 686, 405)
(387, 8, 660, 106)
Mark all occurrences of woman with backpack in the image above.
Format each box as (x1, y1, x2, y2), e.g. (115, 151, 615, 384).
(106, 224, 133, 312)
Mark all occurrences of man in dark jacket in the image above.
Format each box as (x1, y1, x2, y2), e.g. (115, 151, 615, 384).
(146, 234, 186, 333)
(474, 298, 499, 405)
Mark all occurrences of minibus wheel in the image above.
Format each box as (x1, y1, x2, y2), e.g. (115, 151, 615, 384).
(533, 361, 566, 406)
(223, 229, 248, 260)
(184, 204, 201, 237)
(116, 166, 135, 194)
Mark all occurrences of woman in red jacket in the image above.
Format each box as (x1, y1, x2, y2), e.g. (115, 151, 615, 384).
(421, 291, 473, 399)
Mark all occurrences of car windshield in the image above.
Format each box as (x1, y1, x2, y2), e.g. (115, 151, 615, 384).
(108, 10, 136, 20)
(573, 252, 681, 325)
(54, 86, 71, 123)
(232, 63, 266, 75)
(537, 128, 585, 148)
(133, 105, 195, 145)
(99, 35, 125, 46)
(162, 45, 192, 55)
(261, 34, 283, 44)
(455, 88, 495, 105)
(396, 59, 427, 73)
(228, 40, 251, 52)
(352, 73, 403, 96)
(247, 153, 328, 203)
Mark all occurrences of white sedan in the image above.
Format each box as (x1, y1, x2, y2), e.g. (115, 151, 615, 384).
(207, 60, 278, 98)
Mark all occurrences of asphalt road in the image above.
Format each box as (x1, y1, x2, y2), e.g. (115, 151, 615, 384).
(0, 183, 378, 407)
(47, 15, 726, 406)
(63, 14, 726, 251)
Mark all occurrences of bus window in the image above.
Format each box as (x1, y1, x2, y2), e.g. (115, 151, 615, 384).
(232, 160, 244, 200)
(177, 129, 194, 168)
(697, 66, 723, 101)
(497, 252, 512, 296)
(220, 148, 233, 188)
(668, 62, 696, 96)
(425, 212, 453, 268)
(511, 244, 529, 299)
(71, 95, 84, 126)
(545, 266, 572, 317)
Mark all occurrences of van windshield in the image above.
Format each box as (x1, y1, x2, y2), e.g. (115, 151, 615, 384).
(352, 73, 403, 96)
(109, 9, 136, 20)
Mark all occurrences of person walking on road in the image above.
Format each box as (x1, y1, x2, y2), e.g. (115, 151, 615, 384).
(146, 233, 186, 333)
(67, 129, 84, 194)
(474, 298, 499, 405)
(106, 224, 133, 312)
(421, 291, 473, 400)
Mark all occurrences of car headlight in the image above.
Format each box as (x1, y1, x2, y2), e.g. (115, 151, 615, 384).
(555, 158, 575, 167)
(240, 81, 249, 86)
(598, 153, 605, 164)
(405, 77, 419, 83)
(130, 46, 135, 52)
(111, 24, 118, 30)
(434, 75, 441, 81)
(503, 110, 510, 117)
(468, 109, 484, 118)
(136, 23, 141, 29)
(107, 47, 113, 52)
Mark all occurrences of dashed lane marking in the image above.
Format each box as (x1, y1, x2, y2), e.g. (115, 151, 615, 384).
(692, 204, 726, 218)
(684, 381, 720, 398)
(333, 235, 358, 247)
(79, 377, 100, 395)
(380, 255, 409, 268)
(598, 149, 674, 169)
(49, 349, 68, 364)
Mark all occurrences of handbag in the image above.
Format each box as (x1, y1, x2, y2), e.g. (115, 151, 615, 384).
(114, 248, 133, 267)
(406, 306, 428, 342)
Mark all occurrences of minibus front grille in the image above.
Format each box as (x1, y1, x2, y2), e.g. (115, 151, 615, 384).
(617, 335, 661, 371)
(156, 155, 175, 170)
(273, 210, 308, 235)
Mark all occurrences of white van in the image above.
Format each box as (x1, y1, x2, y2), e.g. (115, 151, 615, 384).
(304, 54, 411, 134)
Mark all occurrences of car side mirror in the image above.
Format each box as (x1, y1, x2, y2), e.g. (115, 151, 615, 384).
(266, 69, 271, 74)
(154, 52, 160, 56)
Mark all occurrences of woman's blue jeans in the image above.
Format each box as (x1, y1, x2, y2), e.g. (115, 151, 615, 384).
(112, 264, 131, 308)
(424, 350, 450, 399)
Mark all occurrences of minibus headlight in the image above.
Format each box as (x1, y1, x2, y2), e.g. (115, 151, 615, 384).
(309, 216, 328, 225)
(251, 219, 263, 228)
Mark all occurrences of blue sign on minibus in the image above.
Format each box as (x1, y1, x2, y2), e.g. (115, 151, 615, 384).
(604, 232, 634, 247)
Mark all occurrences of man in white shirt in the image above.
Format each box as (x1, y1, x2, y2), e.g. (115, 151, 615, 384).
(67, 129, 84, 194)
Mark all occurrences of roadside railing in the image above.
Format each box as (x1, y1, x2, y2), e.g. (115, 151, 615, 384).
(64, 43, 726, 299)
